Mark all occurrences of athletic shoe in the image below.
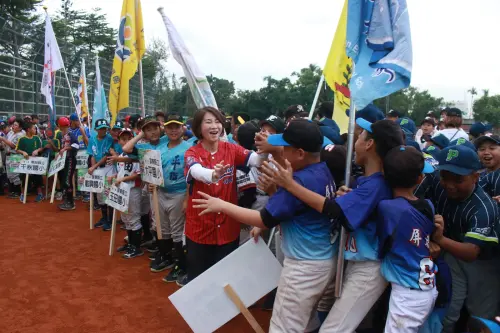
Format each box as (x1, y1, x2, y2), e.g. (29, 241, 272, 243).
(102, 223, 112, 231)
(176, 273, 189, 287)
(35, 194, 44, 202)
(117, 243, 130, 253)
(150, 255, 175, 272)
(8, 192, 19, 199)
(19, 194, 24, 203)
(82, 195, 90, 203)
(94, 217, 107, 228)
(145, 242, 158, 253)
(163, 266, 185, 283)
(123, 246, 144, 259)
(58, 201, 76, 211)
(149, 251, 160, 261)
(55, 191, 63, 201)
(74, 193, 83, 201)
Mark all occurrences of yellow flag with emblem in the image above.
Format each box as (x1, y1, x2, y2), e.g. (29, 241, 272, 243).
(109, 0, 146, 126)
(323, 0, 352, 134)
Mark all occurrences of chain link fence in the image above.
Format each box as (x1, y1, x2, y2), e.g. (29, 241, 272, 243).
(0, 15, 155, 121)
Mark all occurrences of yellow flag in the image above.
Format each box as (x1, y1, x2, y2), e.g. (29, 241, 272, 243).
(323, 0, 352, 134)
(109, 0, 146, 126)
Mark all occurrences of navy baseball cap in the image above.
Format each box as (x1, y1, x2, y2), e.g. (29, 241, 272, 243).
(437, 145, 482, 176)
(474, 134, 500, 149)
(260, 115, 286, 134)
(347, 104, 385, 123)
(95, 119, 110, 130)
(268, 119, 323, 153)
(469, 122, 493, 137)
(430, 133, 450, 149)
(397, 117, 417, 136)
(284, 105, 306, 120)
(69, 113, 79, 121)
(406, 138, 421, 152)
(386, 109, 401, 118)
(450, 138, 476, 151)
(423, 145, 440, 159)
(446, 108, 463, 117)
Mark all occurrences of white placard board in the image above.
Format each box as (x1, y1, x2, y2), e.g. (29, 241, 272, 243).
(48, 151, 66, 177)
(10, 156, 49, 175)
(76, 150, 89, 169)
(169, 238, 282, 333)
(139, 149, 164, 186)
(105, 182, 130, 213)
(80, 170, 105, 193)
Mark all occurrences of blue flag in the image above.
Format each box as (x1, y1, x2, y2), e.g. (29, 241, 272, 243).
(346, 0, 412, 110)
(92, 57, 110, 132)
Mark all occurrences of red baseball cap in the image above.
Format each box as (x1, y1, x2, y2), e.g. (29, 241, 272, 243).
(58, 117, 70, 127)
(125, 115, 131, 122)
(8, 116, 16, 125)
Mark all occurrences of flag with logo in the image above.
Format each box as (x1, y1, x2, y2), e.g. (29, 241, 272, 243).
(109, 0, 146, 126)
(75, 59, 89, 119)
(93, 57, 110, 130)
(158, 8, 218, 109)
(323, 0, 352, 134)
(346, 0, 412, 110)
(41, 13, 64, 135)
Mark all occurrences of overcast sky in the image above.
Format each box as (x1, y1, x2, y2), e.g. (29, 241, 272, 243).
(43, 0, 499, 105)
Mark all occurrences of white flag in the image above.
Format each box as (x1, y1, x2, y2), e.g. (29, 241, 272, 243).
(76, 59, 89, 119)
(40, 14, 64, 112)
(157, 8, 218, 109)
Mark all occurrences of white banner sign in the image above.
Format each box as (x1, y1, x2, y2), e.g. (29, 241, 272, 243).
(11, 156, 49, 175)
(105, 182, 130, 213)
(48, 151, 66, 177)
(139, 149, 164, 186)
(80, 172, 104, 193)
(76, 150, 89, 169)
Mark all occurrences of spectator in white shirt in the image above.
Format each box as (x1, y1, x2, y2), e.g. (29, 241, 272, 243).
(436, 108, 469, 142)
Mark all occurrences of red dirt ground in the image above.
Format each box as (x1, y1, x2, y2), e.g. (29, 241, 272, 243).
(0, 195, 271, 333)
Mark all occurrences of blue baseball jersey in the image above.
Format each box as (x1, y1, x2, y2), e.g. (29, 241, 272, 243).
(227, 133, 237, 144)
(378, 197, 437, 290)
(416, 174, 499, 255)
(336, 172, 392, 261)
(261, 162, 337, 260)
(137, 137, 190, 193)
(68, 126, 90, 149)
(87, 134, 113, 161)
(112, 141, 123, 155)
(479, 169, 500, 198)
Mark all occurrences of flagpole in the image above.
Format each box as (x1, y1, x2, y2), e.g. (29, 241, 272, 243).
(334, 101, 356, 298)
(307, 75, 325, 120)
(136, 0, 146, 117)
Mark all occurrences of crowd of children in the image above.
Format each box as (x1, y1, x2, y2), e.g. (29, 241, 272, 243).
(1, 104, 500, 333)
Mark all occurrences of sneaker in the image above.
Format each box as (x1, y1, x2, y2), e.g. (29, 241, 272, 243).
(163, 266, 185, 283)
(55, 191, 63, 201)
(102, 223, 112, 231)
(123, 246, 144, 259)
(145, 242, 158, 253)
(19, 194, 24, 203)
(94, 217, 107, 228)
(35, 194, 45, 202)
(82, 195, 90, 203)
(117, 243, 130, 253)
(58, 201, 76, 211)
(74, 194, 83, 201)
(150, 255, 175, 272)
(176, 273, 189, 287)
(8, 192, 18, 199)
(149, 251, 160, 261)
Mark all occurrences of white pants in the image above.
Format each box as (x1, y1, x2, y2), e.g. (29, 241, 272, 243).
(150, 190, 185, 241)
(122, 187, 142, 231)
(319, 260, 388, 333)
(140, 184, 150, 216)
(270, 256, 337, 333)
(384, 283, 438, 333)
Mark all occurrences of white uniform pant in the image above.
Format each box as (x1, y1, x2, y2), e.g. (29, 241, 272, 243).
(384, 283, 438, 333)
(121, 187, 142, 231)
(150, 189, 185, 242)
(269, 256, 336, 333)
(319, 260, 388, 333)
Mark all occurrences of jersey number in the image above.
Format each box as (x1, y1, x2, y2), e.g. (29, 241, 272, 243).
(418, 257, 435, 290)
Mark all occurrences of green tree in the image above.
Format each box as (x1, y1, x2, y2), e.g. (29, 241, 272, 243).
(473, 93, 500, 126)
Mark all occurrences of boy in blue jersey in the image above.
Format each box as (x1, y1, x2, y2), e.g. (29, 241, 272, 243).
(87, 119, 115, 230)
(476, 135, 500, 200)
(68, 113, 89, 202)
(110, 121, 124, 156)
(260, 118, 404, 332)
(378, 146, 437, 332)
(192, 119, 337, 333)
(123, 115, 191, 282)
(417, 145, 500, 332)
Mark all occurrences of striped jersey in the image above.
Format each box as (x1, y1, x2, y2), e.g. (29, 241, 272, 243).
(479, 169, 500, 198)
(415, 173, 499, 255)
